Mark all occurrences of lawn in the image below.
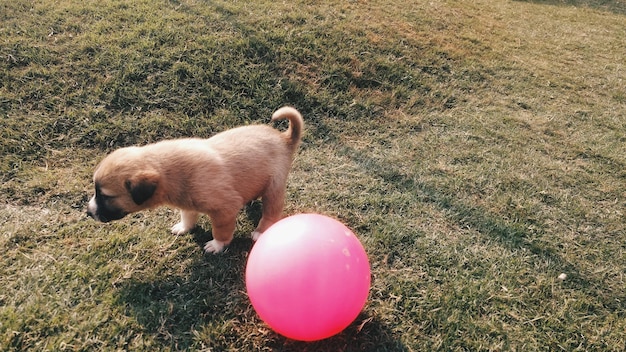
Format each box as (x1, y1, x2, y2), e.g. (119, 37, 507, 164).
(1, 0, 625, 350)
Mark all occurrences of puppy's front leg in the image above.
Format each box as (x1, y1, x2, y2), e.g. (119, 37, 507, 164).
(204, 211, 236, 254)
(171, 210, 199, 235)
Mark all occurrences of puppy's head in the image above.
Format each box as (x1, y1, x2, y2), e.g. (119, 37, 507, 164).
(87, 147, 160, 222)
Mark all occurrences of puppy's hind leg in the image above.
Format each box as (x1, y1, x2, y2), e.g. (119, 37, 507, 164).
(252, 186, 285, 241)
(171, 210, 199, 235)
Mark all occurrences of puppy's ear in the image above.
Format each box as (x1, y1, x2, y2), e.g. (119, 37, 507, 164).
(125, 171, 159, 205)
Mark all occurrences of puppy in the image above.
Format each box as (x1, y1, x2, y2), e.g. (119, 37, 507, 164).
(86, 107, 303, 253)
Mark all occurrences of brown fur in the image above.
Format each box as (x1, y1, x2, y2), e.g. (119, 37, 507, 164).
(87, 107, 303, 253)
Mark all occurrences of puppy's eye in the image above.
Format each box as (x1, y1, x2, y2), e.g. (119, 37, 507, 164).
(97, 190, 115, 201)
(101, 193, 118, 201)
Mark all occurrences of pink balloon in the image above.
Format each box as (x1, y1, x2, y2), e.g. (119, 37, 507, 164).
(245, 214, 371, 341)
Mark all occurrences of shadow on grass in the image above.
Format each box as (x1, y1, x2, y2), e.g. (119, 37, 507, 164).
(513, 0, 626, 15)
(339, 145, 602, 293)
(114, 203, 406, 350)
(262, 313, 408, 352)
(114, 234, 252, 349)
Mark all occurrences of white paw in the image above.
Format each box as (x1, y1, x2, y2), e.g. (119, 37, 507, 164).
(171, 222, 193, 235)
(204, 239, 228, 254)
(251, 230, 263, 241)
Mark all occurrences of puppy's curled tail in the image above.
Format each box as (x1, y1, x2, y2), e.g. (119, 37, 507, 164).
(272, 106, 304, 149)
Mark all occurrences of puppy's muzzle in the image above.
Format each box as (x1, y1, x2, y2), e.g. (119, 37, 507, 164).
(86, 207, 114, 223)
(86, 208, 103, 222)
(86, 196, 128, 223)
(86, 196, 102, 221)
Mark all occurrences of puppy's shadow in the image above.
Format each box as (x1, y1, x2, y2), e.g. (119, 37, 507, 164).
(115, 201, 406, 350)
(115, 232, 253, 348)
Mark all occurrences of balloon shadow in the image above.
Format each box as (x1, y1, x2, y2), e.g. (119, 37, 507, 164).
(262, 312, 408, 352)
(114, 223, 405, 350)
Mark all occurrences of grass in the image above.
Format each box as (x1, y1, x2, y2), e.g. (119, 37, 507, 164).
(1, 0, 625, 350)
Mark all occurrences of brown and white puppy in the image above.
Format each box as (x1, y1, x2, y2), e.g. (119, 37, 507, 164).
(86, 107, 303, 253)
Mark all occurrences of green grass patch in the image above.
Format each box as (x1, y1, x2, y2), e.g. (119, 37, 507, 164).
(2, 0, 625, 350)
